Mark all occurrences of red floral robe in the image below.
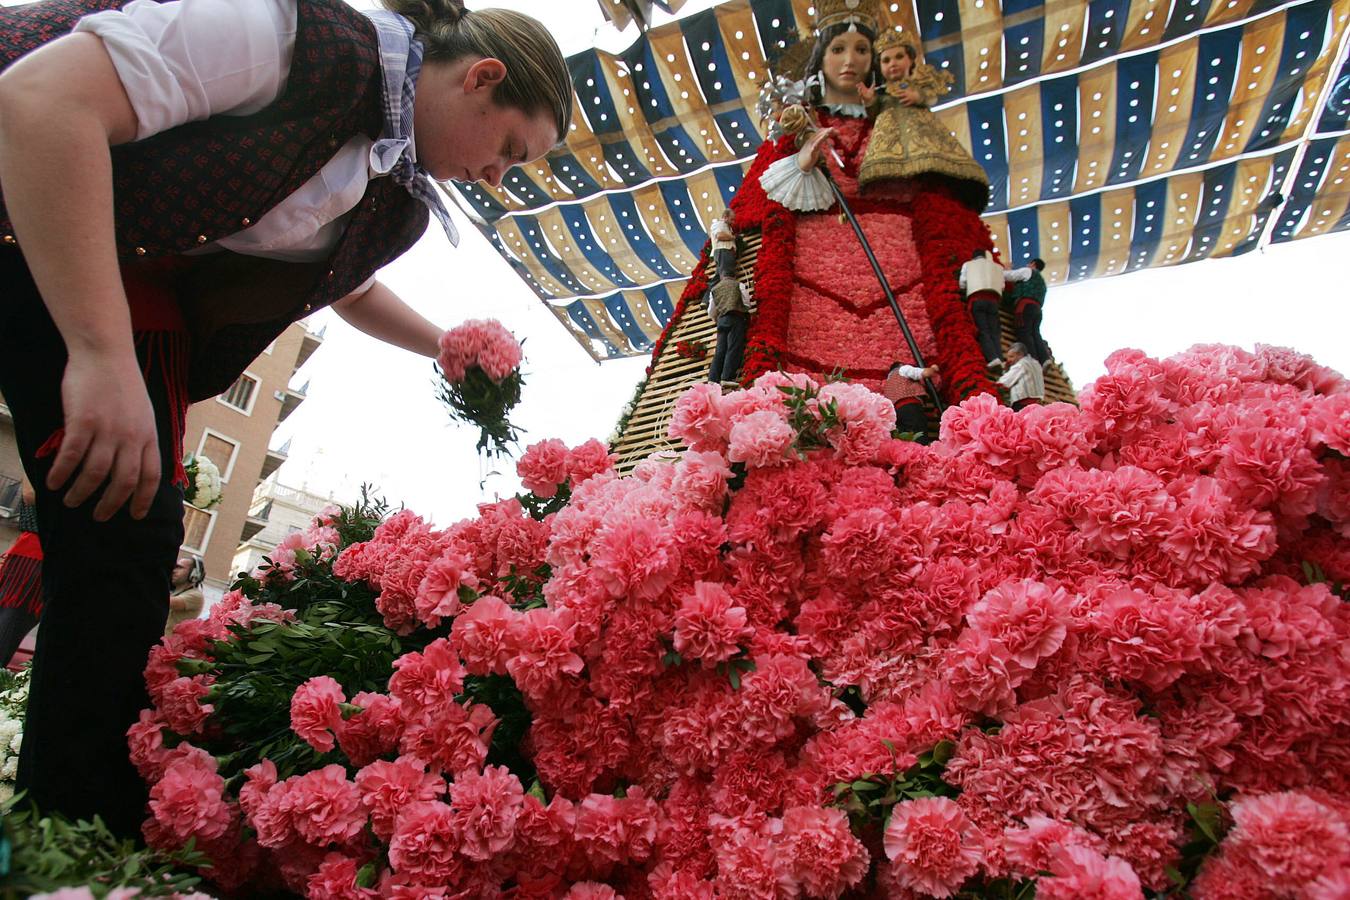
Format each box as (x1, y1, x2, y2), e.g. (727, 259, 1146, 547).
(652, 110, 1000, 405)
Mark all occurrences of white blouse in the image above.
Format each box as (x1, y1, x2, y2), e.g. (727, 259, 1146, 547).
(75, 0, 409, 268)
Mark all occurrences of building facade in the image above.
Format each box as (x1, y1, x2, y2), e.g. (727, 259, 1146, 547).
(232, 478, 346, 579)
(180, 321, 325, 601)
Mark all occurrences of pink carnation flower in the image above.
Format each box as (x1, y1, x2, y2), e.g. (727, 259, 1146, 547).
(413, 548, 479, 629)
(290, 675, 345, 753)
(307, 852, 378, 899)
(335, 691, 403, 767)
(566, 438, 615, 485)
(450, 594, 521, 676)
(669, 382, 731, 452)
(449, 764, 525, 861)
(883, 797, 984, 898)
(1036, 844, 1144, 900)
(778, 805, 871, 898)
(518, 438, 571, 498)
(356, 755, 446, 842)
(728, 409, 796, 468)
(147, 745, 233, 845)
(281, 764, 366, 847)
(504, 607, 585, 702)
(673, 581, 752, 667)
(388, 800, 464, 884)
(388, 638, 466, 718)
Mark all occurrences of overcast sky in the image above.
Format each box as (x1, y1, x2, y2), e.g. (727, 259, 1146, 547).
(269, 1, 1350, 527)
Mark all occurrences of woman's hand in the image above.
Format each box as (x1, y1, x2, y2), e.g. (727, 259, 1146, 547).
(796, 127, 835, 173)
(49, 349, 161, 521)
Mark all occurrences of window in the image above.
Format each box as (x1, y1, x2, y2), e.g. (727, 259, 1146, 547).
(182, 504, 215, 553)
(219, 373, 258, 414)
(197, 430, 240, 483)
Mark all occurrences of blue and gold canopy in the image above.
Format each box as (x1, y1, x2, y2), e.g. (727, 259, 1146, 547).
(448, 0, 1350, 361)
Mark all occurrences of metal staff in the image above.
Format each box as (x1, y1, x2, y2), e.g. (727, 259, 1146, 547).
(816, 156, 944, 413)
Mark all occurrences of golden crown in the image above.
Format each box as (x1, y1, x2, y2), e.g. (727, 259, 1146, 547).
(873, 29, 918, 55)
(814, 0, 881, 34)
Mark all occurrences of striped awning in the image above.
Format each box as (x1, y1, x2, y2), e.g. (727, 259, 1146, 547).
(448, 0, 1350, 360)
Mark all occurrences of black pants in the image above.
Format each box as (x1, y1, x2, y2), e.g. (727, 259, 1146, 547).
(1016, 302, 1050, 364)
(0, 606, 38, 669)
(0, 251, 176, 836)
(708, 312, 748, 383)
(895, 401, 933, 444)
(713, 247, 737, 282)
(969, 294, 1003, 364)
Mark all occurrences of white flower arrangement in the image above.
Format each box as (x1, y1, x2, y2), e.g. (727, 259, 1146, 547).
(182, 452, 222, 510)
(0, 666, 31, 803)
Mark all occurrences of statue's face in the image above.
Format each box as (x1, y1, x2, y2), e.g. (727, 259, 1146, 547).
(879, 46, 913, 82)
(821, 29, 873, 95)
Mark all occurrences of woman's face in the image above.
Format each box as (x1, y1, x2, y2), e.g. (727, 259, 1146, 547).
(415, 58, 560, 188)
(880, 46, 913, 82)
(821, 30, 874, 97)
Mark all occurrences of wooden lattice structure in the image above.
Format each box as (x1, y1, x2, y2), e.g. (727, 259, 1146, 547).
(609, 234, 1078, 473)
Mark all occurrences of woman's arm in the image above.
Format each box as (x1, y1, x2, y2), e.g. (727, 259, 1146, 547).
(331, 280, 442, 358)
(0, 35, 155, 521)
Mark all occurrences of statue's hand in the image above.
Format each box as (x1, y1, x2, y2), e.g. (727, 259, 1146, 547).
(897, 87, 923, 107)
(797, 127, 835, 173)
(858, 83, 877, 105)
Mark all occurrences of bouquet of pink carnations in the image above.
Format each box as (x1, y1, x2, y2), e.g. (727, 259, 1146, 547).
(133, 344, 1350, 898)
(434, 319, 525, 457)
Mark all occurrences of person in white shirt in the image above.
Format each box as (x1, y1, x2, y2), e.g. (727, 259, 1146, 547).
(0, 0, 570, 835)
(958, 249, 1032, 372)
(709, 207, 738, 283)
(998, 342, 1046, 410)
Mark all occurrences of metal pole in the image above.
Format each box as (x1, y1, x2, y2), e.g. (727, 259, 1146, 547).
(818, 164, 944, 413)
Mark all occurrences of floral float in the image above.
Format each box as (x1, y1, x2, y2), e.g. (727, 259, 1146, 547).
(133, 343, 1349, 898)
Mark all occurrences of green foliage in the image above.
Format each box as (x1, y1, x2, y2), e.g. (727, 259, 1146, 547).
(177, 492, 536, 787)
(1301, 559, 1347, 601)
(1160, 799, 1231, 894)
(199, 618, 416, 780)
(609, 371, 651, 445)
(0, 797, 207, 897)
(830, 740, 960, 831)
(434, 362, 525, 458)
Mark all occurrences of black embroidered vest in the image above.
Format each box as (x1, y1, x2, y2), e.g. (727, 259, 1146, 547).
(0, 0, 428, 399)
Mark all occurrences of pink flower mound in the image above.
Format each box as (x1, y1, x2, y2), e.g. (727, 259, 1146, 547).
(883, 797, 983, 898)
(437, 318, 522, 383)
(290, 675, 345, 753)
(138, 343, 1350, 896)
(673, 581, 752, 667)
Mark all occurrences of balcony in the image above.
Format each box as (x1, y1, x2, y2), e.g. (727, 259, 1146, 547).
(239, 499, 271, 544)
(259, 439, 290, 482)
(295, 324, 326, 370)
(275, 381, 308, 423)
